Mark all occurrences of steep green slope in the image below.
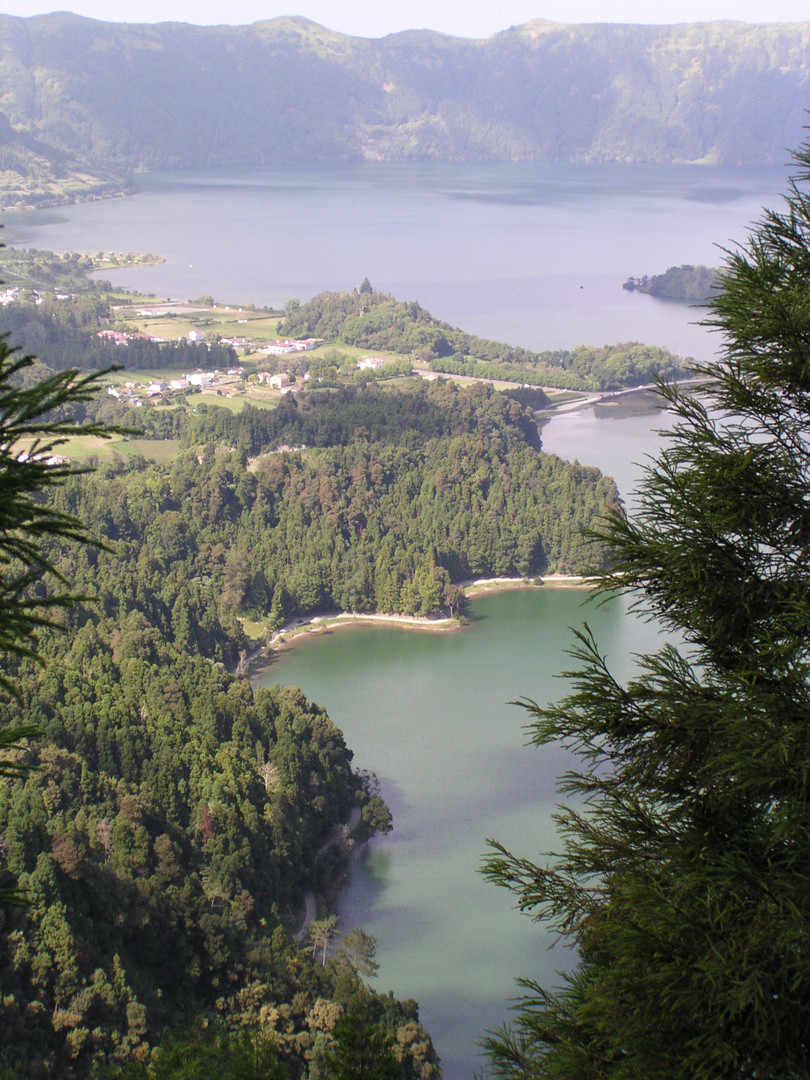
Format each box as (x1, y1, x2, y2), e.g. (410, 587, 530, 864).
(0, 13, 808, 204)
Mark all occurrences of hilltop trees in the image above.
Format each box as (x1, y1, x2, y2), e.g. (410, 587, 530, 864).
(483, 145, 810, 1078)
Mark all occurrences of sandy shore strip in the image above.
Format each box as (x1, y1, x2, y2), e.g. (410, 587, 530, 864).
(244, 574, 598, 670)
(462, 573, 598, 595)
(261, 610, 457, 655)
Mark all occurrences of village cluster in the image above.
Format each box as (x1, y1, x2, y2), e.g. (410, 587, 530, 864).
(100, 325, 389, 405)
(106, 367, 247, 405)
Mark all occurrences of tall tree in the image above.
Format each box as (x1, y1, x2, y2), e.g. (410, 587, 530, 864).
(483, 143, 810, 1079)
(310, 914, 340, 966)
(322, 997, 402, 1080)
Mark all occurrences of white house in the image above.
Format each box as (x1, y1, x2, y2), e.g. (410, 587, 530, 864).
(186, 372, 212, 387)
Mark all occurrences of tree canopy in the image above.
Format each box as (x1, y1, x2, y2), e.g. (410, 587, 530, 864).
(483, 143, 810, 1078)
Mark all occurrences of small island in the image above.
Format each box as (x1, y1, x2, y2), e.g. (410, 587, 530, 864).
(623, 264, 720, 304)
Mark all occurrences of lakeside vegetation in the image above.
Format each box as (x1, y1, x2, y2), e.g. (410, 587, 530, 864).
(280, 285, 688, 391)
(67, 379, 618, 644)
(0, 271, 621, 1073)
(0, 249, 164, 292)
(0, 257, 689, 394)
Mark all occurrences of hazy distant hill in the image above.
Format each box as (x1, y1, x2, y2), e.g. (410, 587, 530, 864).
(0, 13, 808, 200)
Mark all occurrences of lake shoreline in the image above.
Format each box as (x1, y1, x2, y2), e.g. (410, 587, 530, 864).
(245, 573, 598, 674)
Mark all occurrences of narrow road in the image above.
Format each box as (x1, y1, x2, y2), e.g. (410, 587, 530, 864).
(294, 807, 363, 943)
(295, 891, 316, 943)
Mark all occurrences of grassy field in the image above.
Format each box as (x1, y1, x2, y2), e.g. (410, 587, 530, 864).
(116, 438, 182, 462)
(105, 367, 194, 384)
(184, 392, 278, 413)
(119, 303, 283, 346)
(59, 434, 182, 462)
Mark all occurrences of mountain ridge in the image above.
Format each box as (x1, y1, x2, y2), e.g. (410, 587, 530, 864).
(0, 13, 808, 205)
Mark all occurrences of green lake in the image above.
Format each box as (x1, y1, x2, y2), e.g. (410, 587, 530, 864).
(256, 583, 662, 1078)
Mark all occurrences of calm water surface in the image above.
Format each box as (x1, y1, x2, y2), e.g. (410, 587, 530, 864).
(258, 586, 659, 1079)
(5, 161, 786, 357)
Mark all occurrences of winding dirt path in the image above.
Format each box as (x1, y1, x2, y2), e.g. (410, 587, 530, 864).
(294, 807, 363, 943)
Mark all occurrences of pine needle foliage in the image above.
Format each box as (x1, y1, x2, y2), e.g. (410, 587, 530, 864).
(0, 339, 117, 688)
(482, 142, 810, 1079)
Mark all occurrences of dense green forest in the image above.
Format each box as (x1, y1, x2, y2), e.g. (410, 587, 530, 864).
(68, 381, 618, 644)
(623, 264, 720, 303)
(0, 14, 808, 205)
(0, 368, 617, 1076)
(283, 286, 686, 391)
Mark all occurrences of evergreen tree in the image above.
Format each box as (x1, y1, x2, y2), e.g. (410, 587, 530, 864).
(483, 144, 810, 1078)
(0, 337, 115, 685)
(322, 997, 402, 1080)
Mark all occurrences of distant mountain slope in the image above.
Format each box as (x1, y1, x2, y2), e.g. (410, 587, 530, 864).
(0, 13, 808, 196)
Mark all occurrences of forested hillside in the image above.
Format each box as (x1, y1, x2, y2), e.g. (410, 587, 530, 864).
(0, 654, 419, 1076)
(0, 13, 808, 204)
(68, 381, 618, 642)
(0, 370, 616, 1075)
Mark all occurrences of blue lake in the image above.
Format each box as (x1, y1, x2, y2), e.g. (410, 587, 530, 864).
(6, 160, 786, 359)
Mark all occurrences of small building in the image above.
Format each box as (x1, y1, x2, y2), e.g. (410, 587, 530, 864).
(186, 372, 212, 387)
(357, 357, 385, 371)
(97, 330, 130, 346)
(268, 373, 292, 390)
